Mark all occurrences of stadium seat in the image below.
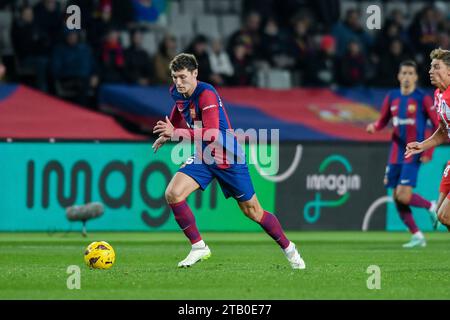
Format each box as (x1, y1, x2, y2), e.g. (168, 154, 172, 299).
(141, 31, 158, 55)
(219, 15, 241, 40)
(385, 1, 408, 16)
(339, 0, 359, 19)
(120, 31, 131, 49)
(0, 11, 13, 55)
(409, 2, 427, 18)
(195, 15, 220, 40)
(257, 69, 292, 89)
(205, 0, 232, 14)
(168, 14, 194, 37)
(181, 0, 205, 15)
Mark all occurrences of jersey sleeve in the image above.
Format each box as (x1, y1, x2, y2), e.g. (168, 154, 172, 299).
(173, 90, 220, 141)
(423, 94, 439, 128)
(422, 94, 439, 160)
(374, 94, 392, 131)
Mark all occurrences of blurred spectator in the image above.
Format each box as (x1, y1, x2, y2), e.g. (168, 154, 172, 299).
(409, 6, 440, 58)
(208, 39, 234, 86)
(0, 58, 6, 82)
(124, 29, 153, 85)
(33, 0, 62, 50)
(374, 20, 407, 58)
(100, 29, 126, 83)
(338, 40, 366, 87)
(228, 11, 262, 60)
(375, 39, 410, 87)
(131, 0, 159, 24)
(304, 35, 338, 87)
(153, 34, 177, 85)
(260, 16, 294, 69)
(86, 2, 115, 52)
(107, 0, 134, 29)
(285, 13, 315, 75)
(11, 5, 51, 92)
(229, 41, 254, 86)
(51, 30, 98, 106)
(185, 35, 213, 84)
(332, 8, 373, 57)
(438, 32, 450, 50)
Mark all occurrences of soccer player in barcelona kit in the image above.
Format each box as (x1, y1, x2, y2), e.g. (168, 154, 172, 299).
(367, 60, 439, 248)
(152, 53, 305, 269)
(406, 49, 450, 231)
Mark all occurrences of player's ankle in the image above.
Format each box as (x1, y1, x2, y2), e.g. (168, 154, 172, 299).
(192, 240, 206, 249)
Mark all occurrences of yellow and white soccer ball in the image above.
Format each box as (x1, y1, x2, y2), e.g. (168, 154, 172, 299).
(84, 241, 115, 269)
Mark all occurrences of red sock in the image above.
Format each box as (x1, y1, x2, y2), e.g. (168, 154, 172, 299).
(395, 201, 419, 234)
(259, 211, 290, 249)
(409, 194, 431, 209)
(169, 200, 202, 244)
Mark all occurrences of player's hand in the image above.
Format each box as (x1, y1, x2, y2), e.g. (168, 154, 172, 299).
(152, 135, 169, 153)
(153, 116, 174, 138)
(366, 123, 376, 134)
(405, 141, 424, 158)
(420, 155, 431, 163)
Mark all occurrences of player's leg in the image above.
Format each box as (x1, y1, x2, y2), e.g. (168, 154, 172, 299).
(437, 196, 450, 231)
(213, 164, 305, 269)
(435, 161, 450, 230)
(165, 172, 202, 244)
(395, 163, 436, 213)
(167, 159, 214, 267)
(394, 186, 425, 247)
(433, 192, 446, 230)
(237, 194, 305, 269)
(394, 182, 426, 247)
(386, 164, 425, 247)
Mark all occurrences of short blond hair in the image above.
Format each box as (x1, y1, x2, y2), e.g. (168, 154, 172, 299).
(430, 48, 450, 68)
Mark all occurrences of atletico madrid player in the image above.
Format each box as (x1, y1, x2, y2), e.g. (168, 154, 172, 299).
(367, 60, 439, 247)
(406, 49, 450, 231)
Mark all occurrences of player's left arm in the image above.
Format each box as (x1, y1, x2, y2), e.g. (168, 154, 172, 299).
(172, 90, 220, 142)
(421, 95, 439, 163)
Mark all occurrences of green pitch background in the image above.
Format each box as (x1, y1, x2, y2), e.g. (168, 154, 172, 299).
(1, 232, 450, 300)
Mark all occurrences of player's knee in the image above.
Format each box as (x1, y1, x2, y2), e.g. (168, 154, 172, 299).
(241, 205, 263, 222)
(438, 210, 450, 226)
(165, 186, 184, 204)
(395, 191, 411, 205)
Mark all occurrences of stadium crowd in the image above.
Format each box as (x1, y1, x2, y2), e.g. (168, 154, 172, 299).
(0, 0, 449, 107)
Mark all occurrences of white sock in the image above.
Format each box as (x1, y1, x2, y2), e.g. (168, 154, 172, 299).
(192, 240, 206, 249)
(413, 231, 424, 239)
(283, 241, 295, 254)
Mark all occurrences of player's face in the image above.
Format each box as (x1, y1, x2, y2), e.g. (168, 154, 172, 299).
(429, 59, 450, 89)
(172, 68, 198, 96)
(397, 66, 417, 88)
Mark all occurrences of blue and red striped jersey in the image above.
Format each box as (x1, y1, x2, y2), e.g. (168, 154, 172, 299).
(374, 88, 439, 164)
(169, 81, 244, 168)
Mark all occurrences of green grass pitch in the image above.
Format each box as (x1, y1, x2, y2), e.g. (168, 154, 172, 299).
(1, 231, 450, 300)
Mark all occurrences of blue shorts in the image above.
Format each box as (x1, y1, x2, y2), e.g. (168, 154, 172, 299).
(384, 163, 420, 188)
(178, 156, 255, 202)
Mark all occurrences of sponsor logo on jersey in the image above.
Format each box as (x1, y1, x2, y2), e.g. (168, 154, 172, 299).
(392, 117, 415, 126)
(408, 104, 416, 113)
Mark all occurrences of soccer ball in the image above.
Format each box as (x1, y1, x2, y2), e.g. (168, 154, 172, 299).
(84, 241, 115, 269)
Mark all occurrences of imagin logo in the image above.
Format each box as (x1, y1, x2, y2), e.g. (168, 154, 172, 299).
(26, 159, 217, 227)
(303, 155, 361, 223)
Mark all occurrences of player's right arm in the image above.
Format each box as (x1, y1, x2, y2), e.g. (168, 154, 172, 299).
(366, 94, 392, 133)
(405, 120, 448, 158)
